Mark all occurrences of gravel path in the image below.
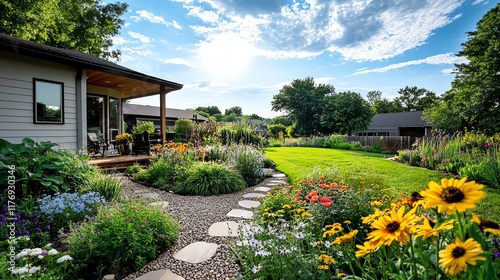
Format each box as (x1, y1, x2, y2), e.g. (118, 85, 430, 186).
(118, 173, 282, 280)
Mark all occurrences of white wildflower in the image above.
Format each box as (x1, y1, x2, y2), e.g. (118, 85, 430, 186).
(47, 249, 58, 255)
(251, 264, 262, 273)
(56, 255, 73, 263)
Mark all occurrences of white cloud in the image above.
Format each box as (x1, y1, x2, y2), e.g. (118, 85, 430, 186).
(351, 53, 468, 75)
(182, 0, 466, 61)
(112, 36, 127, 46)
(132, 10, 182, 29)
(163, 58, 196, 68)
(187, 6, 219, 23)
(122, 46, 153, 57)
(441, 68, 455, 74)
(128, 31, 151, 43)
(472, 0, 486, 5)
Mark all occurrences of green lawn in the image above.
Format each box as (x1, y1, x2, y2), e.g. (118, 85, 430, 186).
(264, 147, 500, 221)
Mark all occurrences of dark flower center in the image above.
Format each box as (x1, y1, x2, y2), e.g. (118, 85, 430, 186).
(482, 221, 500, 230)
(428, 219, 436, 228)
(386, 222, 400, 232)
(452, 247, 466, 258)
(441, 187, 465, 203)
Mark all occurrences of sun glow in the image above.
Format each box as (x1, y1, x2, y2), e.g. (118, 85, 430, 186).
(198, 33, 257, 79)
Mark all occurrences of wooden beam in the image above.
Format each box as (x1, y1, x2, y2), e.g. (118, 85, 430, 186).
(160, 85, 166, 143)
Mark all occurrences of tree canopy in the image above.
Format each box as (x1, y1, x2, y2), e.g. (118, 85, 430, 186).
(320, 91, 373, 135)
(271, 77, 335, 135)
(0, 0, 128, 60)
(194, 106, 222, 116)
(393, 86, 438, 112)
(423, 3, 500, 135)
(224, 106, 243, 116)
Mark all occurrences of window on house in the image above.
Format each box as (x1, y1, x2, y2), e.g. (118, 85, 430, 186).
(33, 79, 64, 124)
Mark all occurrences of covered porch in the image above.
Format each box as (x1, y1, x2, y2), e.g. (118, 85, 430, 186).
(82, 68, 183, 153)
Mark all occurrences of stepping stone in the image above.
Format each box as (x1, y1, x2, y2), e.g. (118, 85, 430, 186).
(273, 173, 286, 178)
(269, 180, 286, 183)
(266, 182, 284, 187)
(254, 186, 271, 192)
(227, 209, 254, 219)
(238, 200, 260, 209)
(243, 193, 266, 198)
(173, 242, 218, 264)
(136, 269, 184, 280)
(208, 221, 239, 237)
(149, 201, 169, 208)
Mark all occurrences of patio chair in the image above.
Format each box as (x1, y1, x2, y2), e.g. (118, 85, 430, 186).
(133, 131, 151, 156)
(87, 133, 108, 157)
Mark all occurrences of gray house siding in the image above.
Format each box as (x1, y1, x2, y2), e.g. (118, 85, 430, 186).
(0, 52, 78, 149)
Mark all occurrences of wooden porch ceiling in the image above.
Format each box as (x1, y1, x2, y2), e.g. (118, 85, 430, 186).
(86, 69, 177, 99)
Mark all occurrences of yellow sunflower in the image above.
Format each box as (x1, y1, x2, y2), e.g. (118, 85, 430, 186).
(471, 214, 500, 235)
(367, 206, 418, 246)
(439, 237, 485, 276)
(332, 230, 359, 245)
(362, 209, 388, 225)
(414, 218, 455, 240)
(355, 241, 380, 258)
(420, 178, 485, 214)
(323, 223, 343, 238)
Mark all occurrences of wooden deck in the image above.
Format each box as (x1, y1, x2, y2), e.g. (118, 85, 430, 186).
(89, 154, 151, 171)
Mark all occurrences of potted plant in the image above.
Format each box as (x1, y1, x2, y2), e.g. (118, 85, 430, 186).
(115, 133, 133, 155)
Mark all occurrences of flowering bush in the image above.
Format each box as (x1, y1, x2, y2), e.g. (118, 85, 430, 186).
(234, 176, 500, 279)
(0, 197, 50, 248)
(37, 192, 105, 233)
(0, 239, 74, 279)
(66, 200, 179, 279)
(114, 133, 132, 145)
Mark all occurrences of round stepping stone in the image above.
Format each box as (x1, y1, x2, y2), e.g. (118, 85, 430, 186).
(173, 242, 218, 264)
(238, 200, 260, 209)
(148, 201, 169, 208)
(266, 182, 284, 187)
(243, 193, 266, 198)
(227, 209, 254, 219)
(269, 180, 286, 183)
(272, 173, 286, 178)
(254, 186, 271, 192)
(136, 269, 184, 280)
(208, 221, 239, 237)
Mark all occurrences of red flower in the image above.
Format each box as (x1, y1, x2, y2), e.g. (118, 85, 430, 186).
(320, 197, 333, 207)
(320, 184, 332, 189)
(305, 191, 318, 200)
(310, 195, 319, 203)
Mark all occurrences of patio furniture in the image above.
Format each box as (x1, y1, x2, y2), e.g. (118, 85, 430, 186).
(133, 132, 162, 156)
(88, 132, 108, 157)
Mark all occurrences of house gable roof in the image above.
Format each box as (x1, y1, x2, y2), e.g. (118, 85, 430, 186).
(0, 33, 183, 98)
(368, 111, 431, 129)
(123, 104, 208, 121)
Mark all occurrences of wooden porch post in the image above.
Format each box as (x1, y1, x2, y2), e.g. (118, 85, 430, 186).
(160, 85, 166, 143)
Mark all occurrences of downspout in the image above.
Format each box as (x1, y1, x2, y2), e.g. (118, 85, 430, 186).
(75, 68, 85, 150)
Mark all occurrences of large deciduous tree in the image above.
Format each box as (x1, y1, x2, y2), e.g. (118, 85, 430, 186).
(224, 106, 243, 116)
(272, 77, 335, 135)
(320, 91, 373, 135)
(0, 0, 128, 60)
(393, 86, 438, 112)
(195, 106, 222, 116)
(423, 3, 500, 135)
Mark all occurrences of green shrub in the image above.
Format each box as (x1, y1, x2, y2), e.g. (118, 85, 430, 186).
(67, 200, 179, 279)
(174, 119, 194, 139)
(232, 148, 265, 186)
(459, 161, 500, 189)
(124, 163, 143, 175)
(173, 162, 246, 196)
(262, 156, 276, 169)
(132, 120, 155, 134)
(146, 159, 176, 189)
(80, 172, 123, 202)
(0, 138, 95, 197)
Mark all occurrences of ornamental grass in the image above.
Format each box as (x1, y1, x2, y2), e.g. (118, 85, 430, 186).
(233, 174, 500, 279)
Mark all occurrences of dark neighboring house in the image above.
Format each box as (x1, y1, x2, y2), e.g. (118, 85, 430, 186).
(355, 111, 432, 137)
(123, 104, 207, 133)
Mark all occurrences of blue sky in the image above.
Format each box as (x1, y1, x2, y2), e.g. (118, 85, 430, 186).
(110, 0, 497, 118)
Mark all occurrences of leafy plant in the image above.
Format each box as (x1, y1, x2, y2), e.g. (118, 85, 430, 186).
(80, 172, 123, 202)
(132, 120, 155, 134)
(0, 138, 95, 197)
(231, 147, 265, 186)
(67, 200, 179, 279)
(173, 162, 246, 196)
(114, 133, 133, 145)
